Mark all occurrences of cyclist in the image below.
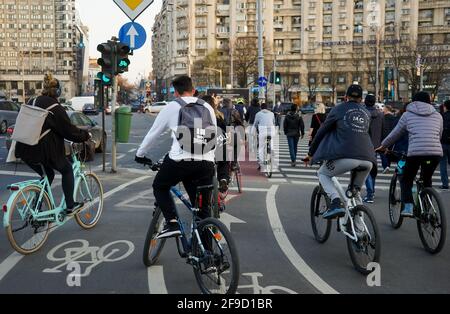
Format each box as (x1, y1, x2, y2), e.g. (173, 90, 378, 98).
(234, 98, 247, 122)
(253, 103, 276, 171)
(377, 91, 443, 217)
(135, 76, 217, 239)
(15, 73, 90, 215)
(304, 84, 376, 219)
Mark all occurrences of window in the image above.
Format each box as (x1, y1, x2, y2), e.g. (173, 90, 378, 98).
(338, 75, 346, 84)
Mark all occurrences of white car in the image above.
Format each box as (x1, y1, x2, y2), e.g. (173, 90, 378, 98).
(144, 101, 168, 114)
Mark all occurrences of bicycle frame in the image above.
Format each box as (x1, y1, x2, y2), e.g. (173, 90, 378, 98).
(3, 151, 91, 228)
(331, 177, 370, 243)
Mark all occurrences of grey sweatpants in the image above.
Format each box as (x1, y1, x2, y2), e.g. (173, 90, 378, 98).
(318, 159, 373, 201)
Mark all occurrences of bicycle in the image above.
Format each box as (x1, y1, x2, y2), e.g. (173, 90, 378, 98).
(3, 142, 104, 255)
(229, 161, 243, 194)
(141, 161, 240, 294)
(387, 150, 447, 254)
(262, 136, 273, 178)
(310, 168, 381, 275)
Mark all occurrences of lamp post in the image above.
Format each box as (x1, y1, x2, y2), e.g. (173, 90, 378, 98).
(205, 67, 223, 88)
(256, 0, 265, 102)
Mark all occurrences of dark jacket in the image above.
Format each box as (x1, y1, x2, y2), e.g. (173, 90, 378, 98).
(220, 107, 243, 127)
(382, 113, 398, 140)
(382, 101, 443, 157)
(366, 105, 384, 148)
(234, 104, 246, 121)
(283, 112, 305, 138)
(309, 101, 376, 164)
(245, 105, 261, 124)
(442, 111, 450, 145)
(15, 95, 90, 168)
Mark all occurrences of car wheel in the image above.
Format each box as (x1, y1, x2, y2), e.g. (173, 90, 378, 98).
(96, 133, 107, 153)
(0, 120, 7, 134)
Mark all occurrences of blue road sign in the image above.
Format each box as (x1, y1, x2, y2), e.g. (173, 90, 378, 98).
(258, 76, 268, 87)
(119, 22, 147, 50)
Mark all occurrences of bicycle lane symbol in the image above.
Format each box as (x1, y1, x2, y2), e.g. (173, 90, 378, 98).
(213, 272, 297, 294)
(43, 239, 135, 279)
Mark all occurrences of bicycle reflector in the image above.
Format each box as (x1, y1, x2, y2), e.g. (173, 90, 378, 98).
(2, 204, 7, 213)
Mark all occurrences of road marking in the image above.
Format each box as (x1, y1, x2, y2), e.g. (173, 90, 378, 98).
(266, 185, 339, 294)
(220, 213, 246, 231)
(0, 170, 62, 178)
(148, 266, 168, 294)
(229, 187, 269, 192)
(0, 175, 150, 283)
(128, 148, 137, 153)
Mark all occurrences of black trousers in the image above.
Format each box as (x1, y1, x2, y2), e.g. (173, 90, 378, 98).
(401, 156, 440, 204)
(26, 158, 75, 209)
(153, 156, 215, 221)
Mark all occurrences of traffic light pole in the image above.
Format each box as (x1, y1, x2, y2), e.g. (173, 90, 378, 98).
(273, 57, 277, 108)
(111, 75, 118, 173)
(257, 0, 265, 102)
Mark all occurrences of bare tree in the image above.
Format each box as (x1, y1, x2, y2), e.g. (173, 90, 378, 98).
(305, 61, 318, 102)
(278, 60, 298, 101)
(191, 50, 230, 88)
(422, 45, 450, 100)
(233, 37, 259, 88)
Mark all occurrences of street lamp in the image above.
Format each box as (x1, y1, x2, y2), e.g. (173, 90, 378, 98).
(204, 67, 223, 88)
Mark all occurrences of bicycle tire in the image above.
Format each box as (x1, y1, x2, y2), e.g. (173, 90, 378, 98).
(346, 205, 381, 275)
(192, 218, 239, 294)
(310, 186, 332, 243)
(388, 173, 404, 229)
(143, 207, 167, 267)
(6, 186, 51, 255)
(417, 188, 447, 254)
(74, 173, 104, 229)
(235, 164, 243, 194)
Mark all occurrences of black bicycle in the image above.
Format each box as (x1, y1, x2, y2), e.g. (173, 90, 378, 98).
(142, 161, 240, 294)
(387, 151, 447, 254)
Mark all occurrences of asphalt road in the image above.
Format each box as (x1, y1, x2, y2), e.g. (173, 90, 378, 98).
(0, 112, 449, 294)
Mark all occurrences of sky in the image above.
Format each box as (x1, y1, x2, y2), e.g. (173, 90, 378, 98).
(75, 0, 163, 84)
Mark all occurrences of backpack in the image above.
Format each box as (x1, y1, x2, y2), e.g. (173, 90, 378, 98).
(12, 98, 58, 146)
(175, 98, 216, 155)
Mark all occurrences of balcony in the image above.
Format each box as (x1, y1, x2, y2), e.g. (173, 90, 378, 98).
(419, 0, 450, 9)
(418, 25, 449, 34)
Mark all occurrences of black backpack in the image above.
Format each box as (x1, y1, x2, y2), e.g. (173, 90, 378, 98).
(175, 98, 216, 155)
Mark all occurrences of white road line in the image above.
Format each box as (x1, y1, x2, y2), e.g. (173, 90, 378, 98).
(128, 148, 137, 153)
(266, 185, 339, 294)
(0, 175, 151, 282)
(148, 266, 168, 294)
(0, 170, 62, 178)
(229, 187, 269, 192)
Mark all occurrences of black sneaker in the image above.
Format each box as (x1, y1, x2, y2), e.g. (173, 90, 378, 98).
(219, 179, 229, 193)
(65, 202, 84, 216)
(156, 222, 181, 239)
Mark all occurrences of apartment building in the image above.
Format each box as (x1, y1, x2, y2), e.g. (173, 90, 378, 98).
(152, 0, 450, 102)
(0, 0, 89, 103)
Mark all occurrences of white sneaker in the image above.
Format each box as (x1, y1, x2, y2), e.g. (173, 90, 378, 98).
(382, 167, 390, 174)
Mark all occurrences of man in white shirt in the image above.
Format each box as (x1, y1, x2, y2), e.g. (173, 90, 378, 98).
(135, 76, 217, 239)
(253, 103, 276, 170)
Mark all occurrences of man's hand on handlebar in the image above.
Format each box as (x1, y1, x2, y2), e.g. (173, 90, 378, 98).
(301, 154, 312, 166)
(375, 146, 387, 153)
(135, 155, 152, 166)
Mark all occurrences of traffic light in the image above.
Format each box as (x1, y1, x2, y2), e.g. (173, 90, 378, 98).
(97, 42, 114, 86)
(269, 71, 282, 85)
(116, 43, 131, 75)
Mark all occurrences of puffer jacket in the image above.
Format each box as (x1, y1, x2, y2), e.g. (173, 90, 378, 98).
(382, 101, 443, 157)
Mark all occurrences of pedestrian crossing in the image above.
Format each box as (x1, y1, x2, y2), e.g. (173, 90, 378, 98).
(269, 136, 447, 190)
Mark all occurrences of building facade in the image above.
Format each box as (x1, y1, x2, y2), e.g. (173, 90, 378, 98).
(0, 0, 89, 103)
(152, 0, 450, 103)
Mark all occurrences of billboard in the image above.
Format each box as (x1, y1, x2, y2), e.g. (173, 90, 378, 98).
(207, 88, 251, 105)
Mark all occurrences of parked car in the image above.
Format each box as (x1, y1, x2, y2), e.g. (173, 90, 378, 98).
(6, 111, 106, 154)
(131, 101, 143, 113)
(0, 100, 20, 134)
(68, 96, 95, 112)
(300, 104, 316, 114)
(144, 101, 168, 114)
(278, 102, 295, 115)
(82, 103, 99, 116)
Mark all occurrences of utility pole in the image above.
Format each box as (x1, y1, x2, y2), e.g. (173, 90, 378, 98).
(375, 30, 380, 102)
(257, 0, 265, 102)
(273, 56, 276, 107)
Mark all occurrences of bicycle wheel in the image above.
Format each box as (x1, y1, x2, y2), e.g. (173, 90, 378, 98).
(192, 218, 239, 294)
(265, 154, 273, 178)
(143, 207, 167, 267)
(388, 173, 404, 229)
(6, 186, 51, 255)
(417, 188, 447, 254)
(346, 205, 381, 275)
(310, 186, 332, 243)
(74, 173, 104, 229)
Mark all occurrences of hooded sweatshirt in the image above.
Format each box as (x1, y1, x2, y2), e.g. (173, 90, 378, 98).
(366, 105, 384, 148)
(382, 101, 443, 157)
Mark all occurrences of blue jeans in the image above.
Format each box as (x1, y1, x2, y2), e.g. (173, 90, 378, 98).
(440, 144, 450, 188)
(365, 175, 375, 198)
(380, 153, 390, 169)
(287, 136, 300, 162)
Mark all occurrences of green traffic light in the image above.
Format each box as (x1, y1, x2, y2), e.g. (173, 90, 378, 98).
(118, 59, 130, 68)
(97, 72, 111, 85)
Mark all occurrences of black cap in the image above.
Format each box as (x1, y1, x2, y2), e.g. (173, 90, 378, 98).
(346, 84, 363, 99)
(365, 94, 376, 107)
(412, 91, 431, 104)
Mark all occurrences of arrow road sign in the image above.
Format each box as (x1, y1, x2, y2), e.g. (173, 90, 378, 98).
(113, 0, 154, 21)
(258, 76, 268, 88)
(119, 22, 147, 50)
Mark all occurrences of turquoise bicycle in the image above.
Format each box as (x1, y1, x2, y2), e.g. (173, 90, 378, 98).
(3, 142, 104, 255)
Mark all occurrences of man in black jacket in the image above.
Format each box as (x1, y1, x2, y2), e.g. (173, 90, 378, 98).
(283, 104, 305, 167)
(440, 100, 450, 190)
(305, 85, 375, 219)
(363, 94, 384, 203)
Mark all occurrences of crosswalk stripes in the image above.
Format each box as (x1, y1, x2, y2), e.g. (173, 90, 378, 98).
(271, 136, 447, 189)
